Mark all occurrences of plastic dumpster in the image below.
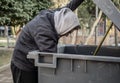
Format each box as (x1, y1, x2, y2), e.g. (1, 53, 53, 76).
(27, 45, 120, 83)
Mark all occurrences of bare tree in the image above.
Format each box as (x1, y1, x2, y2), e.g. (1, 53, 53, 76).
(85, 10, 103, 45)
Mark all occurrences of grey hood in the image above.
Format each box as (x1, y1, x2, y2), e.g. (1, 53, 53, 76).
(54, 8, 80, 36)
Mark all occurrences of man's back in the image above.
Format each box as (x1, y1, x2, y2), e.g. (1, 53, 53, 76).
(12, 10, 58, 71)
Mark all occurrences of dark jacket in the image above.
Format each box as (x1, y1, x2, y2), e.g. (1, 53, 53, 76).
(11, 0, 84, 71)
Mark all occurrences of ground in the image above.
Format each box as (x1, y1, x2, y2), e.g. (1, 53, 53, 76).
(0, 66, 13, 83)
(0, 48, 13, 83)
(0, 48, 13, 67)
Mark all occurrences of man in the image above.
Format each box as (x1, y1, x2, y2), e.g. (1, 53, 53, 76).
(11, 0, 84, 83)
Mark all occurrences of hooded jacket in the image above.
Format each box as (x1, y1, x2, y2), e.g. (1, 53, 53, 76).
(54, 8, 80, 36)
(11, 0, 84, 71)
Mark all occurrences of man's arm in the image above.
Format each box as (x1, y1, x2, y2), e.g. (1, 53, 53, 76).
(34, 28, 58, 53)
(65, 0, 85, 11)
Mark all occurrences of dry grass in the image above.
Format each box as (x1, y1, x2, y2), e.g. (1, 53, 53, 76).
(0, 48, 13, 67)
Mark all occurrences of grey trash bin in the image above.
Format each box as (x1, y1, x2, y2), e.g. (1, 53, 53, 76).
(27, 45, 120, 83)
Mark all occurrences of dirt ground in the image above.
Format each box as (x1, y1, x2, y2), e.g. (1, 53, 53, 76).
(0, 66, 13, 83)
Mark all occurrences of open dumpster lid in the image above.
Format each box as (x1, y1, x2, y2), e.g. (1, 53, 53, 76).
(93, 0, 120, 31)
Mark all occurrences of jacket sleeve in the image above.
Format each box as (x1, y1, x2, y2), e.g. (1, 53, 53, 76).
(65, 0, 84, 11)
(34, 28, 58, 53)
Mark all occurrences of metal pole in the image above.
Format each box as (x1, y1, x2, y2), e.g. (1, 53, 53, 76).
(95, 6, 98, 45)
(93, 23, 113, 56)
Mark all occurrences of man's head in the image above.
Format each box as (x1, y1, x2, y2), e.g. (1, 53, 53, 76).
(54, 8, 80, 37)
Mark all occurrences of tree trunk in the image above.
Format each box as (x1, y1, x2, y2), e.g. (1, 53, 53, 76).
(71, 30, 78, 44)
(52, 0, 69, 8)
(114, 26, 118, 46)
(84, 10, 103, 45)
(4, 26, 9, 48)
(71, 9, 79, 45)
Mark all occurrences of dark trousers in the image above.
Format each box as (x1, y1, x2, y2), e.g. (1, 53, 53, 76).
(11, 63, 38, 83)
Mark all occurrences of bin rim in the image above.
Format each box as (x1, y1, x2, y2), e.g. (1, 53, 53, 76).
(28, 51, 120, 63)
